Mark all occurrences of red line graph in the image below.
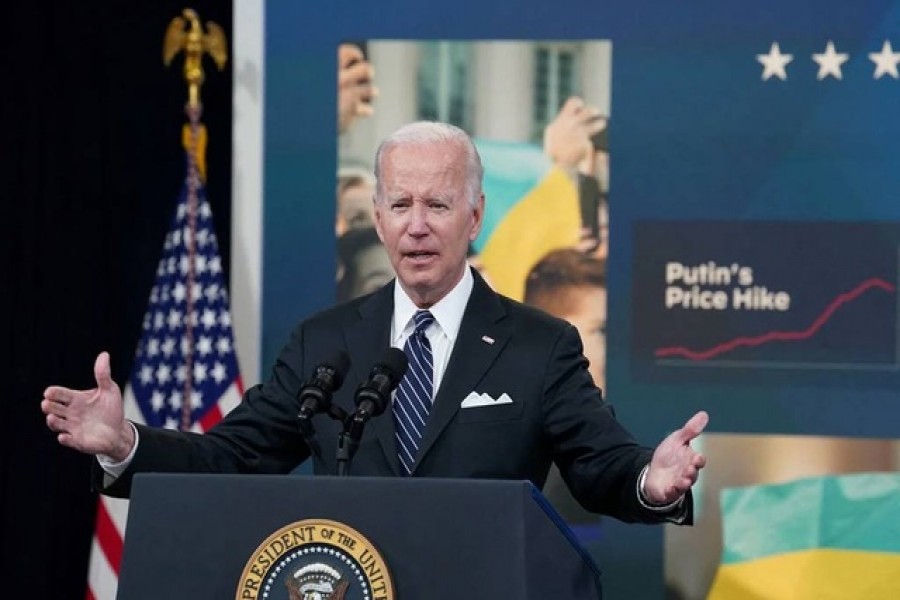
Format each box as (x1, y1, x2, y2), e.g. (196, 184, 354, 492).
(654, 277, 896, 361)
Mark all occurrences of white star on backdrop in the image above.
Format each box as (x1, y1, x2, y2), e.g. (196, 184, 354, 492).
(869, 40, 900, 79)
(812, 40, 849, 80)
(757, 42, 793, 81)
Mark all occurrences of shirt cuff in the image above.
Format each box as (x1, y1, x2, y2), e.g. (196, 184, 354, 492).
(97, 421, 140, 480)
(637, 464, 685, 512)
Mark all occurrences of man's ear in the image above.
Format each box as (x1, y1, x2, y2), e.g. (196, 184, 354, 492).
(469, 193, 485, 241)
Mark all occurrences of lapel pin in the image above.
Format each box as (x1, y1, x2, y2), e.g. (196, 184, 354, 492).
(481, 335, 495, 345)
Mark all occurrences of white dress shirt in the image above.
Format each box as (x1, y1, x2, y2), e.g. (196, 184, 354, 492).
(389, 265, 473, 400)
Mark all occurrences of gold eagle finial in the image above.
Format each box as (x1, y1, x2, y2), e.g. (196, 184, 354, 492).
(163, 8, 228, 108)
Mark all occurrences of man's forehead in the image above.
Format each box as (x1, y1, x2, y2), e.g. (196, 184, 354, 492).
(383, 139, 464, 164)
(382, 150, 465, 186)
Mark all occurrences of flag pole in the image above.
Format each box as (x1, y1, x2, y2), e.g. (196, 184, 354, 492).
(163, 8, 228, 431)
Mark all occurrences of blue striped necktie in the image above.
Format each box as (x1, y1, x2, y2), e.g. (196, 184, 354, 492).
(393, 310, 435, 475)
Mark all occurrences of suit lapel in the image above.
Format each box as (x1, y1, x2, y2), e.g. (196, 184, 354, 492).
(413, 272, 511, 473)
(344, 284, 402, 476)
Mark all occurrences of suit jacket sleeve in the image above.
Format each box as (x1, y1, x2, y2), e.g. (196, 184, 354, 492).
(95, 321, 314, 498)
(543, 323, 691, 524)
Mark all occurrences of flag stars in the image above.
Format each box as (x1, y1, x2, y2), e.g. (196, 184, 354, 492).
(869, 40, 900, 79)
(201, 308, 218, 329)
(211, 362, 227, 384)
(194, 255, 207, 275)
(167, 308, 183, 330)
(216, 336, 232, 355)
(128, 190, 240, 447)
(193, 362, 208, 383)
(156, 363, 172, 385)
(150, 390, 166, 412)
(169, 390, 183, 410)
(172, 282, 187, 303)
(813, 41, 849, 80)
(197, 336, 214, 356)
(757, 42, 793, 80)
(204, 283, 220, 303)
(139, 365, 154, 386)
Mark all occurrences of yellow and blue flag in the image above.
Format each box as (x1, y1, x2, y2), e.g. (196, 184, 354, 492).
(709, 473, 900, 599)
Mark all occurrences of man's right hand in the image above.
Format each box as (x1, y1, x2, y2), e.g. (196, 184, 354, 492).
(42, 352, 135, 462)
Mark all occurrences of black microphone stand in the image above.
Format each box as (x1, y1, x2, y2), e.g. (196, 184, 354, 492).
(335, 389, 383, 476)
(297, 412, 323, 461)
(335, 421, 359, 477)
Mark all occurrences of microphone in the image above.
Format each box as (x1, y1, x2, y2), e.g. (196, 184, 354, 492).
(353, 348, 408, 421)
(335, 348, 408, 476)
(297, 351, 351, 420)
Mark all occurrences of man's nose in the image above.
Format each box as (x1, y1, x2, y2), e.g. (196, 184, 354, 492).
(407, 204, 430, 235)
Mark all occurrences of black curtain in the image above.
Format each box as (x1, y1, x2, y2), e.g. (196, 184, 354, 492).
(2, 2, 233, 597)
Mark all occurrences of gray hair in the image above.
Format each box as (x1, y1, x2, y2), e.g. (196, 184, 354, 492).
(373, 121, 483, 207)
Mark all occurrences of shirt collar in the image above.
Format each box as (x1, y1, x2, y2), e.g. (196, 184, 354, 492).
(392, 265, 474, 344)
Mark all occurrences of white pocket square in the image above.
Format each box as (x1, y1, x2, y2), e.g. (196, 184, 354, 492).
(460, 392, 513, 408)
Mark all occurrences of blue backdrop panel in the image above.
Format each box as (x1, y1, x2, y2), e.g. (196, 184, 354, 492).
(262, 1, 900, 596)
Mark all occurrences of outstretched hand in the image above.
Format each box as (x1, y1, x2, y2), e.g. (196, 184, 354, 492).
(41, 352, 134, 461)
(644, 411, 708, 505)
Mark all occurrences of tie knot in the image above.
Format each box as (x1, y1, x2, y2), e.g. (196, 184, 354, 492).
(413, 310, 434, 333)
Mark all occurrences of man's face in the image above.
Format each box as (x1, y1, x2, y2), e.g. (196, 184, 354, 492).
(562, 285, 607, 388)
(374, 141, 483, 307)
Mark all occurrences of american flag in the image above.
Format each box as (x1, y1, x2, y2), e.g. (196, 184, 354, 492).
(86, 147, 243, 599)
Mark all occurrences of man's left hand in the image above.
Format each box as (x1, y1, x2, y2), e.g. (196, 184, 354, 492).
(644, 411, 708, 505)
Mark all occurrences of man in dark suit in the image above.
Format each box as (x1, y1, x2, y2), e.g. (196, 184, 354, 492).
(42, 121, 706, 525)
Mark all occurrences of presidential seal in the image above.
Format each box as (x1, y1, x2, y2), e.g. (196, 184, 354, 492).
(236, 519, 395, 600)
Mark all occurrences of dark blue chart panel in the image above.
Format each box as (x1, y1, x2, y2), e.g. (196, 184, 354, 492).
(632, 221, 900, 386)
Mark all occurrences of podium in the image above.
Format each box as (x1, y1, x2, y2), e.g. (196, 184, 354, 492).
(118, 474, 602, 599)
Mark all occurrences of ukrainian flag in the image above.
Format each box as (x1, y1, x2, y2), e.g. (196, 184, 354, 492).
(708, 473, 900, 599)
(474, 139, 581, 302)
